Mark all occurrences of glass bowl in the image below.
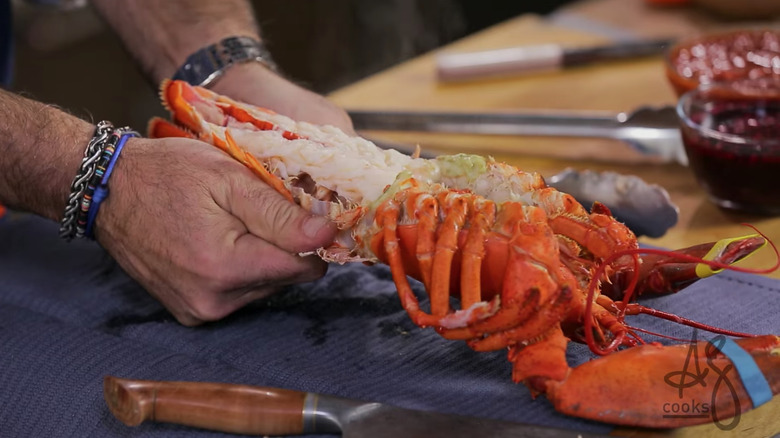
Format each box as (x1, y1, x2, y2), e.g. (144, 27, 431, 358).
(677, 80, 780, 214)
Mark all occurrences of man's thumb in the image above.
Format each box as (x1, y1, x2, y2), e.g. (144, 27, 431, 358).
(231, 182, 336, 253)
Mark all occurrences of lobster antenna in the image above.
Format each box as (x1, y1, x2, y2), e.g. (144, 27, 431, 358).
(582, 225, 778, 356)
(626, 325, 687, 343)
(622, 304, 758, 338)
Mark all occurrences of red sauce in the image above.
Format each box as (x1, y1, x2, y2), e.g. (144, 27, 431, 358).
(666, 30, 780, 96)
(680, 98, 780, 214)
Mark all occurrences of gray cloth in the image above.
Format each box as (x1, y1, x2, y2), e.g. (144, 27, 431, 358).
(1, 213, 778, 436)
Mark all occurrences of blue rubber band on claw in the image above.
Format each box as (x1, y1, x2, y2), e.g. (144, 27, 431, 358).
(85, 132, 137, 239)
(709, 336, 773, 408)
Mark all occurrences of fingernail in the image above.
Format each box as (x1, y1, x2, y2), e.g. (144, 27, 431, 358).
(303, 215, 331, 239)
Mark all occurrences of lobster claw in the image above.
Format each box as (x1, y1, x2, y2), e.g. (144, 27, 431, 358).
(604, 234, 767, 299)
(544, 335, 780, 428)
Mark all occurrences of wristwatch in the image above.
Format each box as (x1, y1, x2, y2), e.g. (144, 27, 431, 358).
(171, 36, 278, 88)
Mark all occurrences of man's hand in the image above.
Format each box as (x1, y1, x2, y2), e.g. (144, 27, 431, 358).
(56, 0, 353, 324)
(95, 136, 337, 326)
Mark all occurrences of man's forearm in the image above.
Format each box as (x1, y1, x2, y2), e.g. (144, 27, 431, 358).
(91, 0, 261, 85)
(0, 89, 94, 220)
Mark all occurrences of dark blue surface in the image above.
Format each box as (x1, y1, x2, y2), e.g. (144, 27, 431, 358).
(1, 213, 779, 437)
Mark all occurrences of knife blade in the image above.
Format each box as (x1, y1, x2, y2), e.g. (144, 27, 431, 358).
(436, 38, 674, 82)
(348, 106, 688, 165)
(103, 376, 608, 437)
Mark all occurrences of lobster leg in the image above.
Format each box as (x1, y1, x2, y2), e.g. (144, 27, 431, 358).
(543, 335, 780, 427)
(378, 188, 446, 328)
(428, 191, 470, 317)
(381, 184, 505, 330)
(467, 287, 572, 351)
(546, 202, 638, 260)
(412, 193, 438, 291)
(437, 204, 566, 340)
(461, 206, 563, 334)
(380, 183, 573, 345)
(458, 197, 495, 309)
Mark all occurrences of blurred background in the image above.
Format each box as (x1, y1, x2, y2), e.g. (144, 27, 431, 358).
(8, 0, 780, 130)
(9, 0, 573, 129)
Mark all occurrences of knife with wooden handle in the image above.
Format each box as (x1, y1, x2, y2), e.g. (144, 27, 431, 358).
(104, 376, 313, 436)
(104, 376, 609, 437)
(435, 38, 674, 82)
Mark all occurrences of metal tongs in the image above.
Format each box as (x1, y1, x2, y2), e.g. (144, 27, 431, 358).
(349, 105, 687, 165)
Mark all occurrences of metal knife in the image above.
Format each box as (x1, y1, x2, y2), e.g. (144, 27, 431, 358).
(104, 376, 608, 437)
(436, 38, 674, 81)
(348, 106, 688, 166)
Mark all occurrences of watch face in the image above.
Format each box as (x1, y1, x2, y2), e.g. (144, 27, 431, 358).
(172, 37, 277, 87)
(222, 37, 257, 63)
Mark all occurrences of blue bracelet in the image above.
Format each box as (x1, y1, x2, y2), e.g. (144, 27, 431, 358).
(85, 131, 138, 239)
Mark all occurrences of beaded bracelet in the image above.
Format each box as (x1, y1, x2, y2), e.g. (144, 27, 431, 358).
(75, 127, 137, 239)
(59, 121, 114, 240)
(75, 129, 121, 238)
(84, 130, 138, 239)
(59, 122, 138, 241)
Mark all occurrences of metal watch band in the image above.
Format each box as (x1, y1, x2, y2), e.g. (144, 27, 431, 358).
(171, 36, 278, 88)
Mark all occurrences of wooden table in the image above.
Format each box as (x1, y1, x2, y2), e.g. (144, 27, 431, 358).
(329, 1, 779, 436)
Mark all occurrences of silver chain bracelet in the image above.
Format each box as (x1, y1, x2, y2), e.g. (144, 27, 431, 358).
(58, 121, 114, 240)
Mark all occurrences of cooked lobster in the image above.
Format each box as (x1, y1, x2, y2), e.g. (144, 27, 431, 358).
(149, 79, 779, 428)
